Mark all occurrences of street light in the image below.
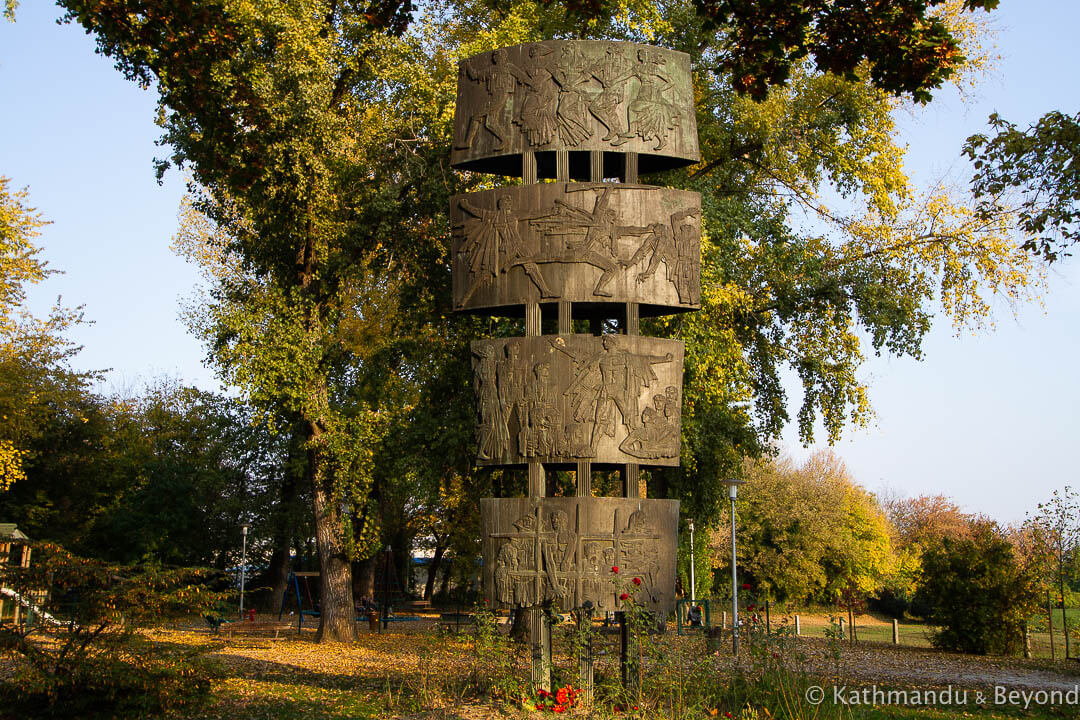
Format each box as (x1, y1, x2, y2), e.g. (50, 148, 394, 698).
(722, 478, 746, 655)
(239, 523, 250, 619)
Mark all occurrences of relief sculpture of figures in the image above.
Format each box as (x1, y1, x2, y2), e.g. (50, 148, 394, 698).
(451, 184, 701, 311)
(457, 48, 522, 152)
(622, 207, 700, 305)
(473, 344, 510, 460)
(451, 41, 699, 172)
(551, 334, 672, 451)
(512, 45, 560, 146)
(482, 498, 679, 613)
(617, 48, 682, 152)
(620, 385, 681, 459)
(587, 43, 635, 142)
(471, 335, 683, 466)
(551, 43, 594, 146)
(456, 193, 556, 306)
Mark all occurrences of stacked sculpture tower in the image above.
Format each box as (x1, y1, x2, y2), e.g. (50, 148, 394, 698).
(450, 40, 700, 691)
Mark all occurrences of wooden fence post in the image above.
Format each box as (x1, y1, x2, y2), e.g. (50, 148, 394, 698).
(794, 614, 801, 636)
(892, 618, 899, 644)
(1048, 590, 1056, 662)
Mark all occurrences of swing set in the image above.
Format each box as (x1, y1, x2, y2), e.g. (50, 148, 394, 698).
(278, 570, 321, 631)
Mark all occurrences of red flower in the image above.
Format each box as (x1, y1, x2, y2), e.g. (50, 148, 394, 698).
(748, 603, 755, 611)
(553, 706, 566, 713)
(620, 592, 629, 601)
(538, 689, 549, 697)
(725, 713, 734, 719)
(535, 703, 544, 710)
(556, 688, 569, 705)
(612, 565, 620, 573)
(632, 577, 642, 586)
(741, 583, 751, 590)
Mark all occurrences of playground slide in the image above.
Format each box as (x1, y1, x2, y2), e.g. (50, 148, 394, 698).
(0, 587, 63, 627)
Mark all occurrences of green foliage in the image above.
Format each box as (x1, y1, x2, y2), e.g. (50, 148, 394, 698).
(716, 452, 892, 604)
(693, 0, 999, 103)
(0, 177, 98, 492)
(0, 381, 298, 569)
(0, 543, 223, 718)
(60, 0, 1047, 638)
(966, 110, 1080, 262)
(548, 0, 999, 102)
(913, 522, 1040, 655)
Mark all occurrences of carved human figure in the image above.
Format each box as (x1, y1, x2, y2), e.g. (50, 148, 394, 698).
(540, 509, 575, 600)
(581, 542, 606, 606)
(531, 186, 640, 297)
(623, 207, 699, 304)
(513, 45, 560, 147)
(458, 48, 526, 151)
(474, 344, 510, 460)
(519, 361, 566, 458)
(620, 404, 677, 459)
(622, 510, 661, 602)
(498, 340, 528, 433)
(671, 209, 700, 304)
(554, 335, 673, 452)
(550, 43, 593, 146)
(494, 541, 517, 605)
(617, 49, 679, 151)
(588, 44, 634, 142)
(457, 194, 556, 306)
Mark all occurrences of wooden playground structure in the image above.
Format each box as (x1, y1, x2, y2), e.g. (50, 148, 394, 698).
(0, 524, 37, 627)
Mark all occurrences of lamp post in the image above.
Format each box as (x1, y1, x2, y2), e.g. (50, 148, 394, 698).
(688, 519, 696, 604)
(239, 523, 250, 619)
(723, 479, 746, 655)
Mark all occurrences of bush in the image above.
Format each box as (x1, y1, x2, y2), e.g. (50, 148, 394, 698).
(0, 542, 225, 718)
(868, 586, 911, 618)
(912, 523, 1039, 655)
(1, 637, 215, 719)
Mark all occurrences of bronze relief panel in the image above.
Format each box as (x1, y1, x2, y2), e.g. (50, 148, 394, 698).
(451, 183, 701, 313)
(452, 41, 699, 173)
(472, 335, 684, 466)
(481, 496, 680, 613)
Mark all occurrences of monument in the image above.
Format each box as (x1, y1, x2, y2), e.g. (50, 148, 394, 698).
(451, 39, 700, 693)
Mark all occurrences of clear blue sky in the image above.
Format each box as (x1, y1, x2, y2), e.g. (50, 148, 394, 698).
(1, 2, 1077, 524)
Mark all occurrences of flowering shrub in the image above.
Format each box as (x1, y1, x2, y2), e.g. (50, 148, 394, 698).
(533, 684, 581, 713)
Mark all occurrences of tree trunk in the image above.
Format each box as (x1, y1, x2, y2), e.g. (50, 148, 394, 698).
(354, 555, 376, 603)
(509, 605, 529, 641)
(308, 423, 356, 643)
(424, 545, 445, 601)
(438, 556, 455, 600)
(265, 446, 302, 612)
(265, 544, 291, 613)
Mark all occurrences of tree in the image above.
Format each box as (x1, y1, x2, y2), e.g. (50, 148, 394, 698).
(57, 0, 1045, 642)
(0, 176, 97, 493)
(712, 451, 892, 605)
(913, 520, 1039, 655)
(965, 111, 1080, 262)
(1026, 486, 1079, 660)
(553, 0, 999, 102)
(884, 494, 974, 550)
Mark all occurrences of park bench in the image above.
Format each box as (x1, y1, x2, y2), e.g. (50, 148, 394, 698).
(223, 621, 287, 640)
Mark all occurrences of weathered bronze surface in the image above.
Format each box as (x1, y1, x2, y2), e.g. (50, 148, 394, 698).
(472, 335, 684, 467)
(452, 41, 699, 175)
(481, 497, 680, 613)
(451, 183, 700, 313)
